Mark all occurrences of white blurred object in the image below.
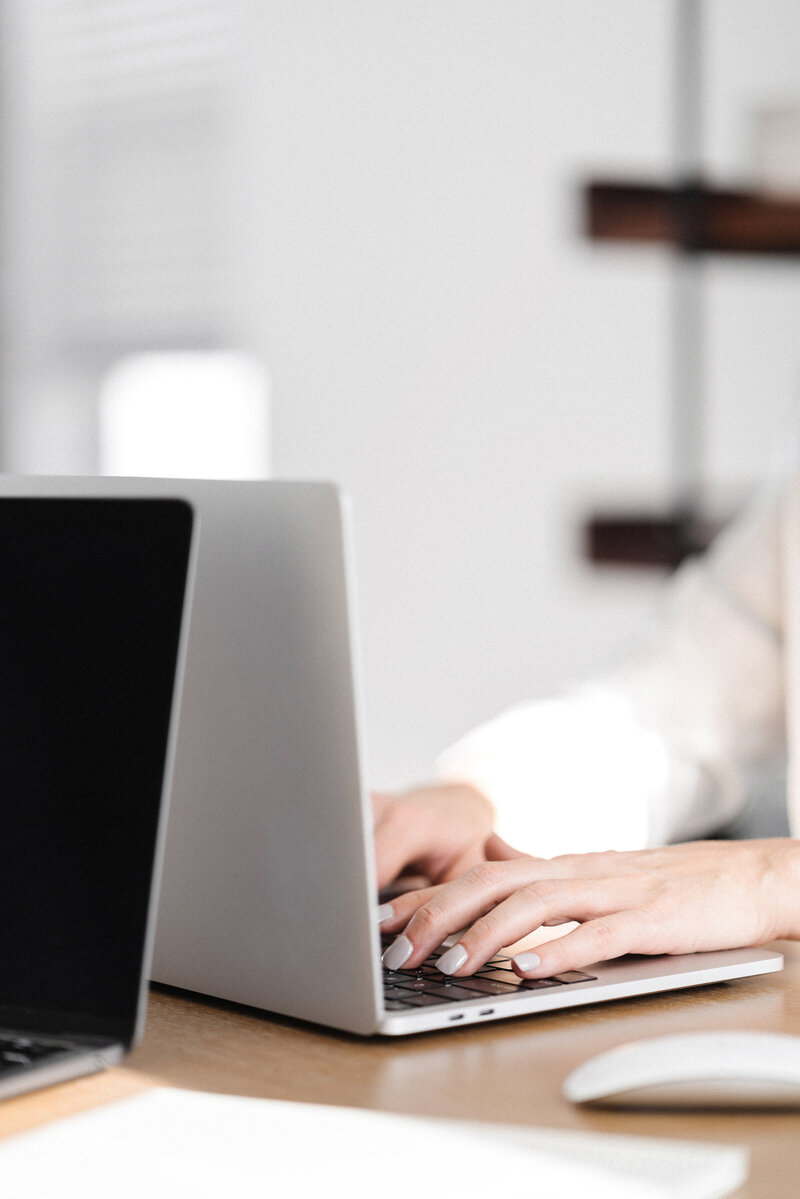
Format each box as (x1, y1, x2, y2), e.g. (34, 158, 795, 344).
(99, 350, 270, 479)
(0, 1087, 748, 1199)
(753, 102, 800, 196)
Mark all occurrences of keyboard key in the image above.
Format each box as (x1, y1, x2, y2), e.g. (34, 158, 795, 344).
(473, 968, 578, 989)
(384, 987, 418, 1002)
(472, 969, 525, 984)
(393, 966, 441, 979)
(0, 1035, 72, 1076)
(517, 977, 563, 989)
(423, 984, 492, 1002)
(1, 1051, 31, 1066)
(440, 977, 519, 995)
(551, 971, 596, 984)
(394, 992, 452, 1007)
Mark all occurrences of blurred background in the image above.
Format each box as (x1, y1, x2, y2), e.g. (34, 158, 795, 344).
(1, 0, 799, 790)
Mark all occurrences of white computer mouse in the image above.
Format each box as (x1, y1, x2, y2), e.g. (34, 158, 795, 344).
(563, 1030, 800, 1108)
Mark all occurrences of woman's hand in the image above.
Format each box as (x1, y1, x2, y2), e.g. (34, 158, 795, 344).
(372, 784, 495, 891)
(379, 837, 800, 976)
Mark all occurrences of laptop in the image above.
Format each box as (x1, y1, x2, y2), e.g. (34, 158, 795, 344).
(0, 495, 194, 1097)
(0, 477, 782, 1037)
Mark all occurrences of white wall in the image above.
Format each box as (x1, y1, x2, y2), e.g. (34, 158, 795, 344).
(236, 0, 800, 787)
(703, 0, 800, 498)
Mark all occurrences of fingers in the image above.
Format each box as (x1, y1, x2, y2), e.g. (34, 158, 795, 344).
(371, 784, 496, 889)
(381, 858, 561, 971)
(377, 883, 442, 934)
(435, 875, 643, 976)
(436, 842, 494, 883)
(371, 793, 429, 890)
(511, 910, 645, 977)
(484, 832, 531, 862)
(380, 859, 653, 976)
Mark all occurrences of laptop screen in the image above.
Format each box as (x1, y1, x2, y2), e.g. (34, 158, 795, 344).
(0, 498, 193, 1041)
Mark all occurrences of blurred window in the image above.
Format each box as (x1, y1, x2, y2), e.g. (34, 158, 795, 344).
(1, 0, 255, 474)
(99, 350, 270, 480)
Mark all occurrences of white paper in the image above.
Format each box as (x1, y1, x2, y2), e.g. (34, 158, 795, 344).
(0, 1088, 747, 1199)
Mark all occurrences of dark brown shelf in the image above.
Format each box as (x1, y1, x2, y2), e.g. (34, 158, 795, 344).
(585, 179, 800, 254)
(585, 510, 725, 569)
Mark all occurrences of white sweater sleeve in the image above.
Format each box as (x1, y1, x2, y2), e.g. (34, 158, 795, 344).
(433, 485, 787, 857)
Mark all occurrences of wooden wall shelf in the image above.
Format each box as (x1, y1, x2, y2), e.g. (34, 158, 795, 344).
(585, 510, 724, 569)
(585, 179, 800, 254)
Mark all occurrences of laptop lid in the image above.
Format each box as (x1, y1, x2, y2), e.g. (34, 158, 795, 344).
(0, 497, 194, 1047)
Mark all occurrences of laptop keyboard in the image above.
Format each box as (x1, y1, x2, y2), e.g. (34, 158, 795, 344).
(0, 1035, 72, 1075)
(382, 939, 597, 1011)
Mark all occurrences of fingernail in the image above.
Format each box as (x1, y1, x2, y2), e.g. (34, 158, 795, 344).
(382, 935, 413, 970)
(512, 951, 541, 974)
(377, 902, 395, 923)
(437, 943, 468, 975)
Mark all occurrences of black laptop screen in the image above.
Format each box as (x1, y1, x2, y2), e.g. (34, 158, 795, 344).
(0, 498, 193, 1041)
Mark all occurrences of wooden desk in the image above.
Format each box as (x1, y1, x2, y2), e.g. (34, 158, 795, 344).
(2, 944, 799, 1196)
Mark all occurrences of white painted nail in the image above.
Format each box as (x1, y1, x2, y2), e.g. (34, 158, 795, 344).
(512, 951, 541, 973)
(377, 902, 395, 923)
(382, 935, 413, 970)
(437, 943, 468, 975)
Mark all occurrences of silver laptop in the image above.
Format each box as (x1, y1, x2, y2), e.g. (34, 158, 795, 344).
(0, 493, 194, 1096)
(0, 477, 782, 1037)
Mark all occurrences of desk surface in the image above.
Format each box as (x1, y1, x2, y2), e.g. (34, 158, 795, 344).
(2, 943, 799, 1196)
